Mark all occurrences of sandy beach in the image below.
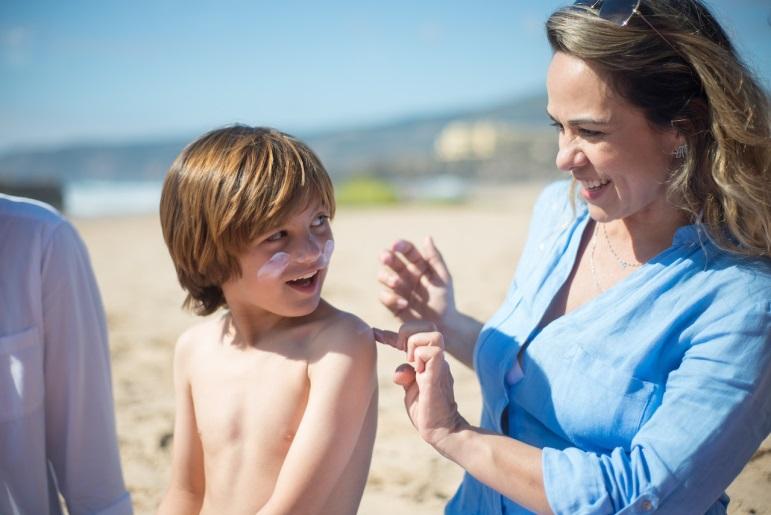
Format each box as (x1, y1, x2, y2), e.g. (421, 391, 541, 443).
(73, 182, 770, 515)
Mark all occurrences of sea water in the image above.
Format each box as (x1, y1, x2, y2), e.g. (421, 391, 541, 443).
(64, 180, 163, 217)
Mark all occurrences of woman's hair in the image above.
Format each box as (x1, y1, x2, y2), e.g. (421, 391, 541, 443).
(159, 125, 335, 315)
(547, 0, 770, 257)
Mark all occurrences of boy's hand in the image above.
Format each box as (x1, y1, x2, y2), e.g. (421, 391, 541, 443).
(374, 322, 468, 449)
(378, 237, 456, 331)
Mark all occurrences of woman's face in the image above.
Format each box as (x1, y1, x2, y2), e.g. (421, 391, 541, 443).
(546, 51, 683, 224)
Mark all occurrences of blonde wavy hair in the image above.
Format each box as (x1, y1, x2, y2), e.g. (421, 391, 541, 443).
(547, 0, 770, 257)
(160, 125, 335, 315)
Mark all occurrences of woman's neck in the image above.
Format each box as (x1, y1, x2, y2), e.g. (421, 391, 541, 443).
(607, 205, 690, 264)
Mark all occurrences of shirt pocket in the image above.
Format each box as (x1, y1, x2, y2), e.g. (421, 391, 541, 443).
(553, 344, 659, 451)
(0, 327, 44, 422)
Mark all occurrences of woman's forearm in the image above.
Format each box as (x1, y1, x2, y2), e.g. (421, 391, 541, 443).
(434, 423, 552, 514)
(440, 311, 483, 368)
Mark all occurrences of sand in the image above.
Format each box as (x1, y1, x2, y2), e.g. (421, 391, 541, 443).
(73, 182, 770, 515)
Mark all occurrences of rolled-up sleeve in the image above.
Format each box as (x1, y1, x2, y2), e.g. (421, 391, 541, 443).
(543, 301, 771, 514)
(41, 221, 133, 515)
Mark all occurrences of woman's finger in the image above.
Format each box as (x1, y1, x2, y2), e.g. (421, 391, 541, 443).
(421, 236, 452, 283)
(380, 249, 408, 275)
(412, 344, 443, 374)
(398, 321, 438, 359)
(378, 290, 410, 317)
(377, 269, 416, 299)
(392, 240, 431, 279)
(373, 328, 402, 350)
(406, 330, 444, 363)
(393, 362, 416, 388)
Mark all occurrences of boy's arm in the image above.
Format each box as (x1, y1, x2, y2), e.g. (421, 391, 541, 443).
(257, 317, 377, 515)
(157, 332, 205, 515)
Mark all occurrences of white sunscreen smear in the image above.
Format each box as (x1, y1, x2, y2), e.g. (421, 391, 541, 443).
(319, 240, 334, 268)
(256, 240, 334, 280)
(257, 252, 290, 279)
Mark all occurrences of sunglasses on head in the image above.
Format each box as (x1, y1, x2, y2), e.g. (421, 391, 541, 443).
(573, 0, 679, 52)
(573, 0, 643, 26)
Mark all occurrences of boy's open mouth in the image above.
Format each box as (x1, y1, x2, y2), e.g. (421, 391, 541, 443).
(286, 270, 320, 290)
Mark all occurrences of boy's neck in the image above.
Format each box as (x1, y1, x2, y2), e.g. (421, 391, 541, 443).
(223, 300, 328, 347)
(223, 306, 289, 347)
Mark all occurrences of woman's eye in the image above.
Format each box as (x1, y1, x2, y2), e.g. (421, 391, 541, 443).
(579, 128, 604, 138)
(266, 230, 287, 242)
(549, 121, 564, 133)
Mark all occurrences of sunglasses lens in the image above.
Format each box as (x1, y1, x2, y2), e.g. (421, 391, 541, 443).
(598, 0, 640, 26)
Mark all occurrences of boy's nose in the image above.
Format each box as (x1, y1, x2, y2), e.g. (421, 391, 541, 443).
(294, 237, 323, 265)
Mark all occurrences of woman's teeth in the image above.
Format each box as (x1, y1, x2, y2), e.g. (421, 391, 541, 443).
(581, 178, 610, 190)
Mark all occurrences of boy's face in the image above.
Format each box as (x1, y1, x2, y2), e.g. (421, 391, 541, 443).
(221, 199, 334, 319)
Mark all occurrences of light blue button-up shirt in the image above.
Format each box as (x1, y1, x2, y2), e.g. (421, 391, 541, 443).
(446, 181, 771, 515)
(0, 195, 132, 515)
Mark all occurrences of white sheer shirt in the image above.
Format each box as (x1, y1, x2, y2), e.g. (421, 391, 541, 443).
(0, 194, 132, 515)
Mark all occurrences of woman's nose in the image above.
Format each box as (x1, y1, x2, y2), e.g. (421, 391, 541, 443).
(555, 140, 588, 172)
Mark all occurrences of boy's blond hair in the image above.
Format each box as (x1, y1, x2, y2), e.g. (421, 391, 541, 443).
(160, 125, 335, 316)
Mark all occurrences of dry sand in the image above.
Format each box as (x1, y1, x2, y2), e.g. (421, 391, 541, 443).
(73, 182, 770, 515)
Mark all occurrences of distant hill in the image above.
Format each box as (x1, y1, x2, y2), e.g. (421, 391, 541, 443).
(0, 92, 559, 186)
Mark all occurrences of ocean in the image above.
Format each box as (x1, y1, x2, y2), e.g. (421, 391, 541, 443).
(64, 180, 164, 218)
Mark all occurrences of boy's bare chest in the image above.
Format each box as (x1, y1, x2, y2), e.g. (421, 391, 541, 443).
(190, 349, 310, 457)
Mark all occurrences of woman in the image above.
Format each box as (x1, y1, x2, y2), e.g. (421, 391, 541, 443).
(375, 0, 771, 513)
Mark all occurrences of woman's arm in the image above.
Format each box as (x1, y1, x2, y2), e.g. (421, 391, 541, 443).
(540, 300, 771, 514)
(157, 332, 205, 515)
(257, 316, 377, 515)
(379, 322, 553, 514)
(386, 298, 771, 514)
(378, 237, 482, 367)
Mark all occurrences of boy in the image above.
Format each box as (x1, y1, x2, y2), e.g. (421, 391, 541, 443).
(157, 126, 377, 515)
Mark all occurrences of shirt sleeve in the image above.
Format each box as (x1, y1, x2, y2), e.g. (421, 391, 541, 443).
(542, 300, 771, 514)
(41, 221, 133, 515)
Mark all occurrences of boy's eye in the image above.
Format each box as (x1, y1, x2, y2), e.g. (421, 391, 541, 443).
(311, 214, 329, 228)
(266, 230, 287, 242)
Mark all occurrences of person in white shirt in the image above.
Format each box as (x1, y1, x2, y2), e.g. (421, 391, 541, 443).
(0, 193, 132, 515)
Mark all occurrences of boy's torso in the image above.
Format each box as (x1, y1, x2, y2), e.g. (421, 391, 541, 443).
(185, 304, 334, 513)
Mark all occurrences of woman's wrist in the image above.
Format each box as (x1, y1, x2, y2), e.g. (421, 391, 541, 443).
(439, 309, 483, 368)
(428, 415, 473, 461)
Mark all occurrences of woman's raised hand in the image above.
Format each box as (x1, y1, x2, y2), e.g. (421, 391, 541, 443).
(378, 237, 456, 331)
(374, 321, 468, 448)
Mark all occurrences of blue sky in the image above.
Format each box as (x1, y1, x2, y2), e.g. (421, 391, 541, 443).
(1, 0, 769, 153)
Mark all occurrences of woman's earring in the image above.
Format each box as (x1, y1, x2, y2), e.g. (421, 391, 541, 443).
(672, 144, 687, 159)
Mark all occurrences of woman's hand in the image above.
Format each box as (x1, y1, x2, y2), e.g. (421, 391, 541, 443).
(378, 237, 456, 332)
(377, 237, 481, 369)
(374, 321, 469, 449)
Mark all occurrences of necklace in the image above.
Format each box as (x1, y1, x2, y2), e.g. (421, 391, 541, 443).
(601, 223, 642, 269)
(589, 222, 604, 293)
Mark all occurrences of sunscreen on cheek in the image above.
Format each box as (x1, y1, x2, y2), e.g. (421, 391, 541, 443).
(319, 240, 335, 268)
(257, 252, 290, 279)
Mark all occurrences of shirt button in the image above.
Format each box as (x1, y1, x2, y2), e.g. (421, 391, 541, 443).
(640, 500, 653, 511)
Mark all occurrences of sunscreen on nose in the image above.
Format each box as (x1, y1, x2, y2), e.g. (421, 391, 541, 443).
(257, 252, 290, 279)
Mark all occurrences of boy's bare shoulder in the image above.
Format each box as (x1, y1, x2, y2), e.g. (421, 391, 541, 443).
(308, 302, 374, 357)
(174, 316, 223, 361)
